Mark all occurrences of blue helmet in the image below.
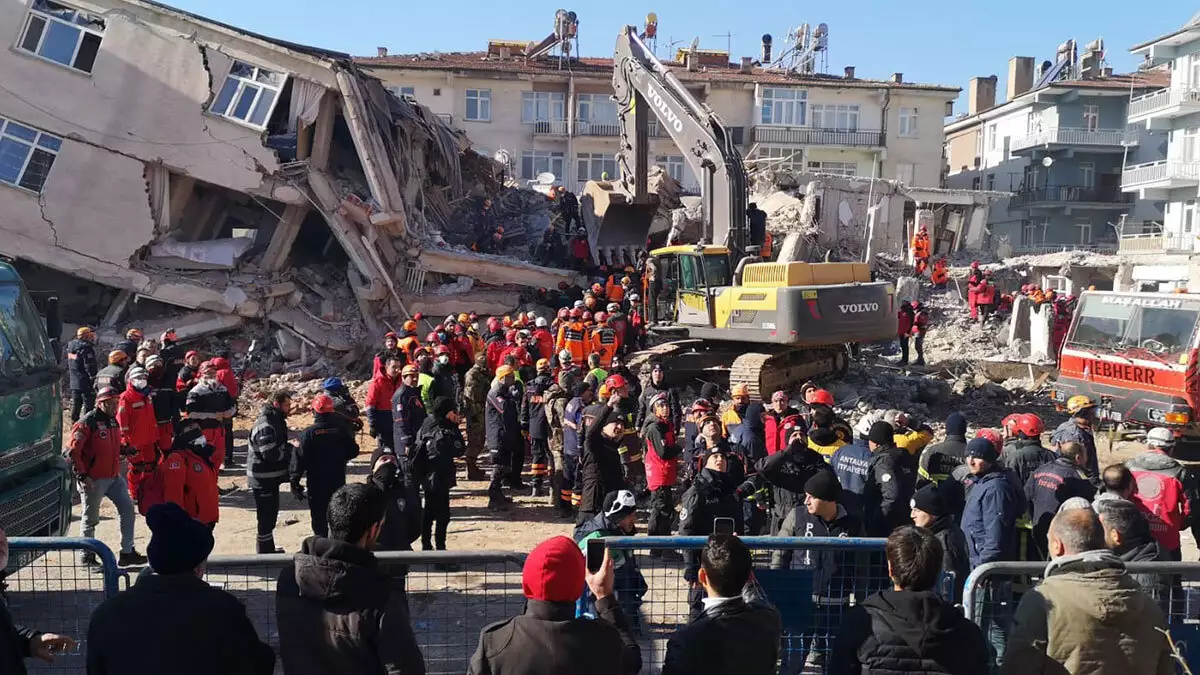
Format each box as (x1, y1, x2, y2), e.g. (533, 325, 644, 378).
(322, 377, 344, 391)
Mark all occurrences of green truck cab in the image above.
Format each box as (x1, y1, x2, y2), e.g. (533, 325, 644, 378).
(0, 262, 70, 538)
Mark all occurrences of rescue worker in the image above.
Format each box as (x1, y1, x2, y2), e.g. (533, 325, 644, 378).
(966, 261, 985, 321)
(747, 202, 768, 250)
(462, 353, 491, 480)
(210, 356, 240, 469)
(157, 329, 184, 392)
(805, 389, 853, 444)
(366, 356, 403, 455)
(1026, 440, 1096, 559)
(69, 386, 145, 567)
(556, 184, 580, 230)
(584, 353, 608, 392)
(159, 421, 220, 528)
(558, 309, 588, 366)
(884, 409, 935, 456)
(1002, 413, 1056, 490)
(486, 365, 523, 509)
(563, 382, 593, 512)
(909, 300, 929, 366)
(391, 364, 426, 462)
(831, 414, 878, 518)
(247, 390, 293, 554)
(918, 412, 968, 486)
(721, 383, 752, 444)
(975, 272, 997, 323)
(930, 257, 949, 289)
(114, 328, 142, 362)
(291, 394, 360, 537)
(488, 329, 515, 373)
(397, 320, 422, 361)
(95, 350, 129, 394)
(144, 355, 175, 454)
(643, 393, 682, 542)
(636, 362, 682, 431)
(763, 391, 801, 456)
(427, 345, 457, 408)
(67, 326, 99, 422)
(862, 420, 917, 537)
(807, 407, 848, 458)
(1051, 396, 1099, 477)
(897, 301, 914, 366)
(323, 377, 362, 435)
(184, 361, 235, 469)
(118, 366, 159, 505)
(545, 372, 574, 516)
(910, 225, 931, 276)
(590, 313, 619, 368)
(175, 350, 202, 401)
(1128, 428, 1193, 561)
(413, 397, 465, 552)
(523, 359, 555, 498)
(373, 332, 405, 378)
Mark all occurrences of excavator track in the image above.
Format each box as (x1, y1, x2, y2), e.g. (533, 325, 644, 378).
(729, 347, 850, 401)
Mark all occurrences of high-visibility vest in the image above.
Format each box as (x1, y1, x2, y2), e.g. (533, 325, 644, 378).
(563, 322, 587, 363)
(590, 327, 618, 368)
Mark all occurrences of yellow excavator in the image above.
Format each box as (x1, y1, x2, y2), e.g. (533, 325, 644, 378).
(583, 26, 896, 398)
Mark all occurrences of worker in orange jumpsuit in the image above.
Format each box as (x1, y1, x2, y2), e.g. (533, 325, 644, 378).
(160, 421, 220, 528)
(398, 320, 422, 361)
(557, 309, 588, 366)
(930, 258, 948, 289)
(118, 366, 160, 504)
(589, 312, 619, 368)
(966, 261, 985, 320)
(910, 225, 931, 276)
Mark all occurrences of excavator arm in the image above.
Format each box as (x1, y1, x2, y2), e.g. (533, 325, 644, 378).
(611, 25, 749, 256)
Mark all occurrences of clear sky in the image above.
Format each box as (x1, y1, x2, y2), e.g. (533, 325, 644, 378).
(172, 0, 1194, 108)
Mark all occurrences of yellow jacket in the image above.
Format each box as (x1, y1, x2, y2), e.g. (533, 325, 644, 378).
(894, 428, 934, 455)
(807, 436, 847, 458)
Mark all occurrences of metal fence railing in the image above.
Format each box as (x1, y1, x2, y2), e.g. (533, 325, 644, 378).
(5, 537, 123, 672)
(203, 550, 527, 675)
(963, 560, 1200, 670)
(586, 536, 891, 675)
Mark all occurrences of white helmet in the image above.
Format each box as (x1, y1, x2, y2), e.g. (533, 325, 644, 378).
(573, 300, 585, 309)
(1147, 427, 1175, 448)
(855, 412, 882, 438)
(526, 311, 537, 321)
(607, 303, 620, 313)
(558, 349, 573, 363)
(535, 317, 548, 328)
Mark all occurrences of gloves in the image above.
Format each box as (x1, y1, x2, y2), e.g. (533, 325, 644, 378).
(120, 444, 138, 458)
(290, 481, 306, 502)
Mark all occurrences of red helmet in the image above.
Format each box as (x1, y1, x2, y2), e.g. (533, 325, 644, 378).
(502, 316, 513, 328)
(690, 399, 713, 414)
(1016, 413, 1045, 438)
(570, 308, 583, 319)
(605, 374, 628, 390)
(434, 344, 451, 356)
(594, 311, 607, 323)
(1001, 414, 1020, 435)
(807, 389, 835, 406)
(976, 428, 1002, 452)
(426, 331, 439, 343)
(453, 324, 465, 335)
(505, 329, 517, 342)
(557, 308, 569, 320)
(311, 394, 334, 414)
(781, 414, 804, 436)
(487, 317, 501, 331)
(582, 311, 593, 322)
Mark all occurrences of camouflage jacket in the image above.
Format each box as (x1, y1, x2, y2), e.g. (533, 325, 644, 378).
(462, 364, 491, 419)
(544, 383, 570, 456)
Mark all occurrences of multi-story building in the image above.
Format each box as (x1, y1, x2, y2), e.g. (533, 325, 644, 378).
(357, 38, 958, 193)
(1118, 12, 1200, 290)
(945, 52, 1166, 256)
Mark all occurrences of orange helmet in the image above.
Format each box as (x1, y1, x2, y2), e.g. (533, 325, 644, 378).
(403, 320, 417, 332)
(401, 364, 419, 377)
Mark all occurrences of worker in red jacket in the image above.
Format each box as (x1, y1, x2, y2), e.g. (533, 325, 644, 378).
(209, 356, 241, 468)
(966, 261, 985, 321)
(910, 300, 930, 366)
(897, 301, 915, 366)
(532, 317, 555, 362)
(975, 273, 997, 324)
(488, 330, 516, 373)
(372, 332, 405, 379)
(118, 366, 161, 504)
(160, 422, 220, 527)
(366, 356, 403, 454)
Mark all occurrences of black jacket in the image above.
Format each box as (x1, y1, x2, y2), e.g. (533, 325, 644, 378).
(772, 503, 864, 593)
(391, 385, 426, 455)
(468, 596, 640, 675)
(1, 592, 36, 675)
(114, 338, 139, 359)
(159, 341, 184, 387)
(328, 385, 363, 433)
(86, 572, 275, 675)
(522, 374, 553, 440)
(636, 382, 682, 430)
(413, 414, 465, 493)
(755, 441, 831, 527)
(66, 338, 97, 391)
(1000, 438, 1056, 490)
(928, 515, 970, 604)
(292, 413, 360, 495)
(662, 585, 781, 675)
(1025, 457, 1097, 540)
(580, 404, 627, 515)
(276, 537, 426, 675)
(832, 589, 989, 675)
(485, 381, 521, 450)
(94, 363, 125, 394)
(428, 364, 457, 405)
(370, 459, 423, 554)
(862, 446, 918, 537)
(247, 404, 291, 489)
(678, 468, 743, 581)
(918, 434, 966, 486)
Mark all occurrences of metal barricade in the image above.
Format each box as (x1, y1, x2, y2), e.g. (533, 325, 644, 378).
(963, 560, 1200, 669)
(204, 549, 527, 675)
(588, 536, 889, 675)
(5, 537, 122, 672)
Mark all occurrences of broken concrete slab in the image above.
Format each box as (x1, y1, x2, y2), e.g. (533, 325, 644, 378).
(268, 307, 353, 352)
(420, 247, 582, 289)
(98, 311, 245, 346)
(402, 289, 521, 318)
(147, 237, 254, 270)
(896, 277, 923, 304)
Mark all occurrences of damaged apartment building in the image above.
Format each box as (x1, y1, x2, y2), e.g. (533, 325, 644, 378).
(0, 0, 577, 365)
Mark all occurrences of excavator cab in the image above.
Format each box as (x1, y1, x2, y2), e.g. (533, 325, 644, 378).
(652, 245, 733, 326)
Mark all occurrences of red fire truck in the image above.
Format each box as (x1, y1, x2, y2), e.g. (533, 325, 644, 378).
(1051, 290, 1200, 457)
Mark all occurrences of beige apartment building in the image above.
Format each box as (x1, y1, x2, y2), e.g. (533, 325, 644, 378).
(358, 42, 958, 193)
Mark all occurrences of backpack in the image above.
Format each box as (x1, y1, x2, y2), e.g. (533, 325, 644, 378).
(136, 463, 168, 516)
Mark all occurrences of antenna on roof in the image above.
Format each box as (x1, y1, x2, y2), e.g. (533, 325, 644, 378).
(774, 22, 829, 74)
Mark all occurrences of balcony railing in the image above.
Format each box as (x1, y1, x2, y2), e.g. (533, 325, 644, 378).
(1010, 127, 1136, 152)
(751, 126, 885, 147)
(1010, 185, 1133, 208)
(1118, 232, 1193, 254)
(1128, 86, 1200, 119)
(530, 120, 673, 137)
(529, 119, 570, 135)
(577, 121, 620, 136)
(1011, 243, 1118, 255)
(1122, 160, 1200, 187)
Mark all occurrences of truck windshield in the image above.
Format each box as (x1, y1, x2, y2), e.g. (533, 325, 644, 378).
(1067, 294, 1200, 361)
(702, 255, 732, 287)
(0, 282, 54, 377)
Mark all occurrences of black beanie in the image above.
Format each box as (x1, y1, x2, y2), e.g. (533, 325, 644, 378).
(804, 471, 842, 502)
(146, 503, 214, 574)
(912, 483, 948, 518)
(945, 412, 967, 437)
(868, 420, 895, 446)
(433, 396, 456, 418)
(965, 437, 1000, 463)
(700, 382, 721, 400)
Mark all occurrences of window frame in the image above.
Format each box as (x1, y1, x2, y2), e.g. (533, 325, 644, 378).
(1078, 162, 1095, 189)
(520, 150, 565, 181)
(465, 89, 492, 122)
(898, 107, 919, 138)
(808, 160, 856, 177)
(896, 162, 915, 184)
(0, 117, 63, 194)
(521, 91, 566, 124)
(576, 93, 619, 124)
(1075, 219, 1092, 245)
(17, 0, 105, 74)
(1021, 220, 1036, 246)
(576, 152, 617, 184)
(1082, 104, 1100, 133)
(755, 146, 804, 172)
(810, 103, 860, 131)
(760, 88, 807, 127)
(209, 60, 287, 130)
(988, 123, 997, 150)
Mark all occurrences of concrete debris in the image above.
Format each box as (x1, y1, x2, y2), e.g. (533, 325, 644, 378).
(147, 237, 254, 270)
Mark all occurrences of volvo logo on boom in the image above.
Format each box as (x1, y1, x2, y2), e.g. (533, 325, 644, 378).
(838, 303, 879, 314)
(646, 84, 685, 133)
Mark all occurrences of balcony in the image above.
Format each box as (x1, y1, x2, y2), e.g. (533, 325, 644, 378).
(1009, 127, 1136, 153)
(577, 121, 620, 136)
(751, 126, 885, 147)
(1127, 86, 1200, 126)
(1121, 160, 1200, 192)
(1011, 243, 1118, 255)
(1118, 232, 1194, 254)
(529, 119, 570, 136)
(1009, 185, 1134, 209)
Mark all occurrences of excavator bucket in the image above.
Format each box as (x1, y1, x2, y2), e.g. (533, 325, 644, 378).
(580, 180, 659, 263)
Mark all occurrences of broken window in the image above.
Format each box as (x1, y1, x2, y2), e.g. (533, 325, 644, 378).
(18, 0, 105, 74)
(211, 60, 287, 130)
(0, 118, 62, 193)
(754, 146, 803, 172)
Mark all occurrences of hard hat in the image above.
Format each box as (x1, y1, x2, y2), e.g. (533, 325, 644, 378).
(76, 326, 94, 338)
(573, 300, 585, 310)
(592, 283, 603, 294)
(854, 412, 882, 438)
(496, 364, 515, 379)
(505, 329, 517, 342)
(808, 389, 835, 406)
(469, 312, 479, 320)
(413, 312, 424, 321)
(185, 350, 200, 360)
(976, 428, 1002, 452)
(605, 374, 628, 390)
(621, 276, 631, 285)
(594, 312, 607, 323)
(96, 386, 120, 402)
(108, 350, 127, 365)
(126, 328, 143, 340)
(402, 364, 419, 376)
(403, 320, 418, 332)
(536, 358, 551, 372)
(535, 317, 549, 328)
(144, 355, 164, 369)
(585, 296, 596, 308)
(570, 308, 583, 319)
(558, 350, 573, 363)
(384, 331, 398, 340)
(161, 329, 177, 342)
(487, 317, 501, 331)
(607, 303, 620, 313)
(426, 331, 440, 344)
(311, 394, 334, 414)
(323, 377, 344, 390)
(582, 311, 592, 322)
(883, 409, 908, 428)
(731, 383, 750, 398)
(629, 294, 640, 302)
(1016, 413, 1045, 438)
(434, 344, 451, 356)
(557, 308, 569, 320)
(518, 329, 531, 338)
(1147, 427, 1176, 447)
(1001, 414, 1020, 434)
(1065, 395, 1095, 415)
(502, 316, 513, 328)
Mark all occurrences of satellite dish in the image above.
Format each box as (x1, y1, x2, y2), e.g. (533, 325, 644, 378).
(1041, 156, 1054, 167)
(690, 36, 700, 51)
(536, 172, 557, 185)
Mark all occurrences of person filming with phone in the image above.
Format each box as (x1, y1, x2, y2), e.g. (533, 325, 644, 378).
(678, 448, 744, 618)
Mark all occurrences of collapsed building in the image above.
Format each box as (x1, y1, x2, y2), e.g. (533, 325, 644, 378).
(0, 0, 580, 371)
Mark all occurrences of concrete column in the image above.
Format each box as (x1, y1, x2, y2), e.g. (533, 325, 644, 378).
(260, 204, 309, 271)
(1029, 303, 1054, 362)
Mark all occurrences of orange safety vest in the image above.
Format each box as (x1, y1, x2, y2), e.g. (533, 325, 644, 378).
(398, 335, 421, 360)
(590, 327, 618, 368)
(563, 321, 587, 364)
(930, 265, 948, 285)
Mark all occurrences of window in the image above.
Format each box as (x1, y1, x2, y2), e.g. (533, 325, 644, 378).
(761, 88, 807, 126)
(1185, 200, 1197, 235)
(988, 124, 997, 150)
(987, 173, 995, 190)
(1002, 136, 1011, 161)
(655, 154, 687, 182)
(756, 147, 804, 172)
(577, 153, 617, 184)
(895, 162, 915, 184)
(679, 255, 703, 290)
(1083, 105, 1099, 132)
(520, 150, 564, 180)
(577, 94, 618, 123)
(811, 104, 859, 130)
(521, 91, 566, 123)
(391, 86, 415, 98)
(1184, 128, 1200, 163)
(1078, 163, 1095, 189)
(898, 107, 919, 137)
(1027, 111, 1042, 135)
(18, 0, 105, 74)
(433, 88, 442, 96)
(1021, 220, 1036, 246)
(1023, 165, 1040, 190)
(808, 161, 856, 176)
(465, 89, 491, 122)
(975, 130, 984, 157)
(210, 61, 286, 129)
(1075, 219, 1092, 245)
(972, 176, 982, 190)
(0, 117, 62, 193)
(1191, 54, 1200, 87)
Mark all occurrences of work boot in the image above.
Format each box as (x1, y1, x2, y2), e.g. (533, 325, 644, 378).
(80, 552, 101, 569)
(118, 549, 148, 567)
(465, 459, 487, 481)
(487, 495, 510, 510)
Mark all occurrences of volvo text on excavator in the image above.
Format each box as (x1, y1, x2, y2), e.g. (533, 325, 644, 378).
(585, 25, 896, 398)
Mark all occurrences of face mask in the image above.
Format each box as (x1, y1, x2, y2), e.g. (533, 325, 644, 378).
(437, 356, 450, 365)
(131, 378, 149, 390)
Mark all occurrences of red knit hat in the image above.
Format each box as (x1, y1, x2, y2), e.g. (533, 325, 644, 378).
(522, 536, 585, 603)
